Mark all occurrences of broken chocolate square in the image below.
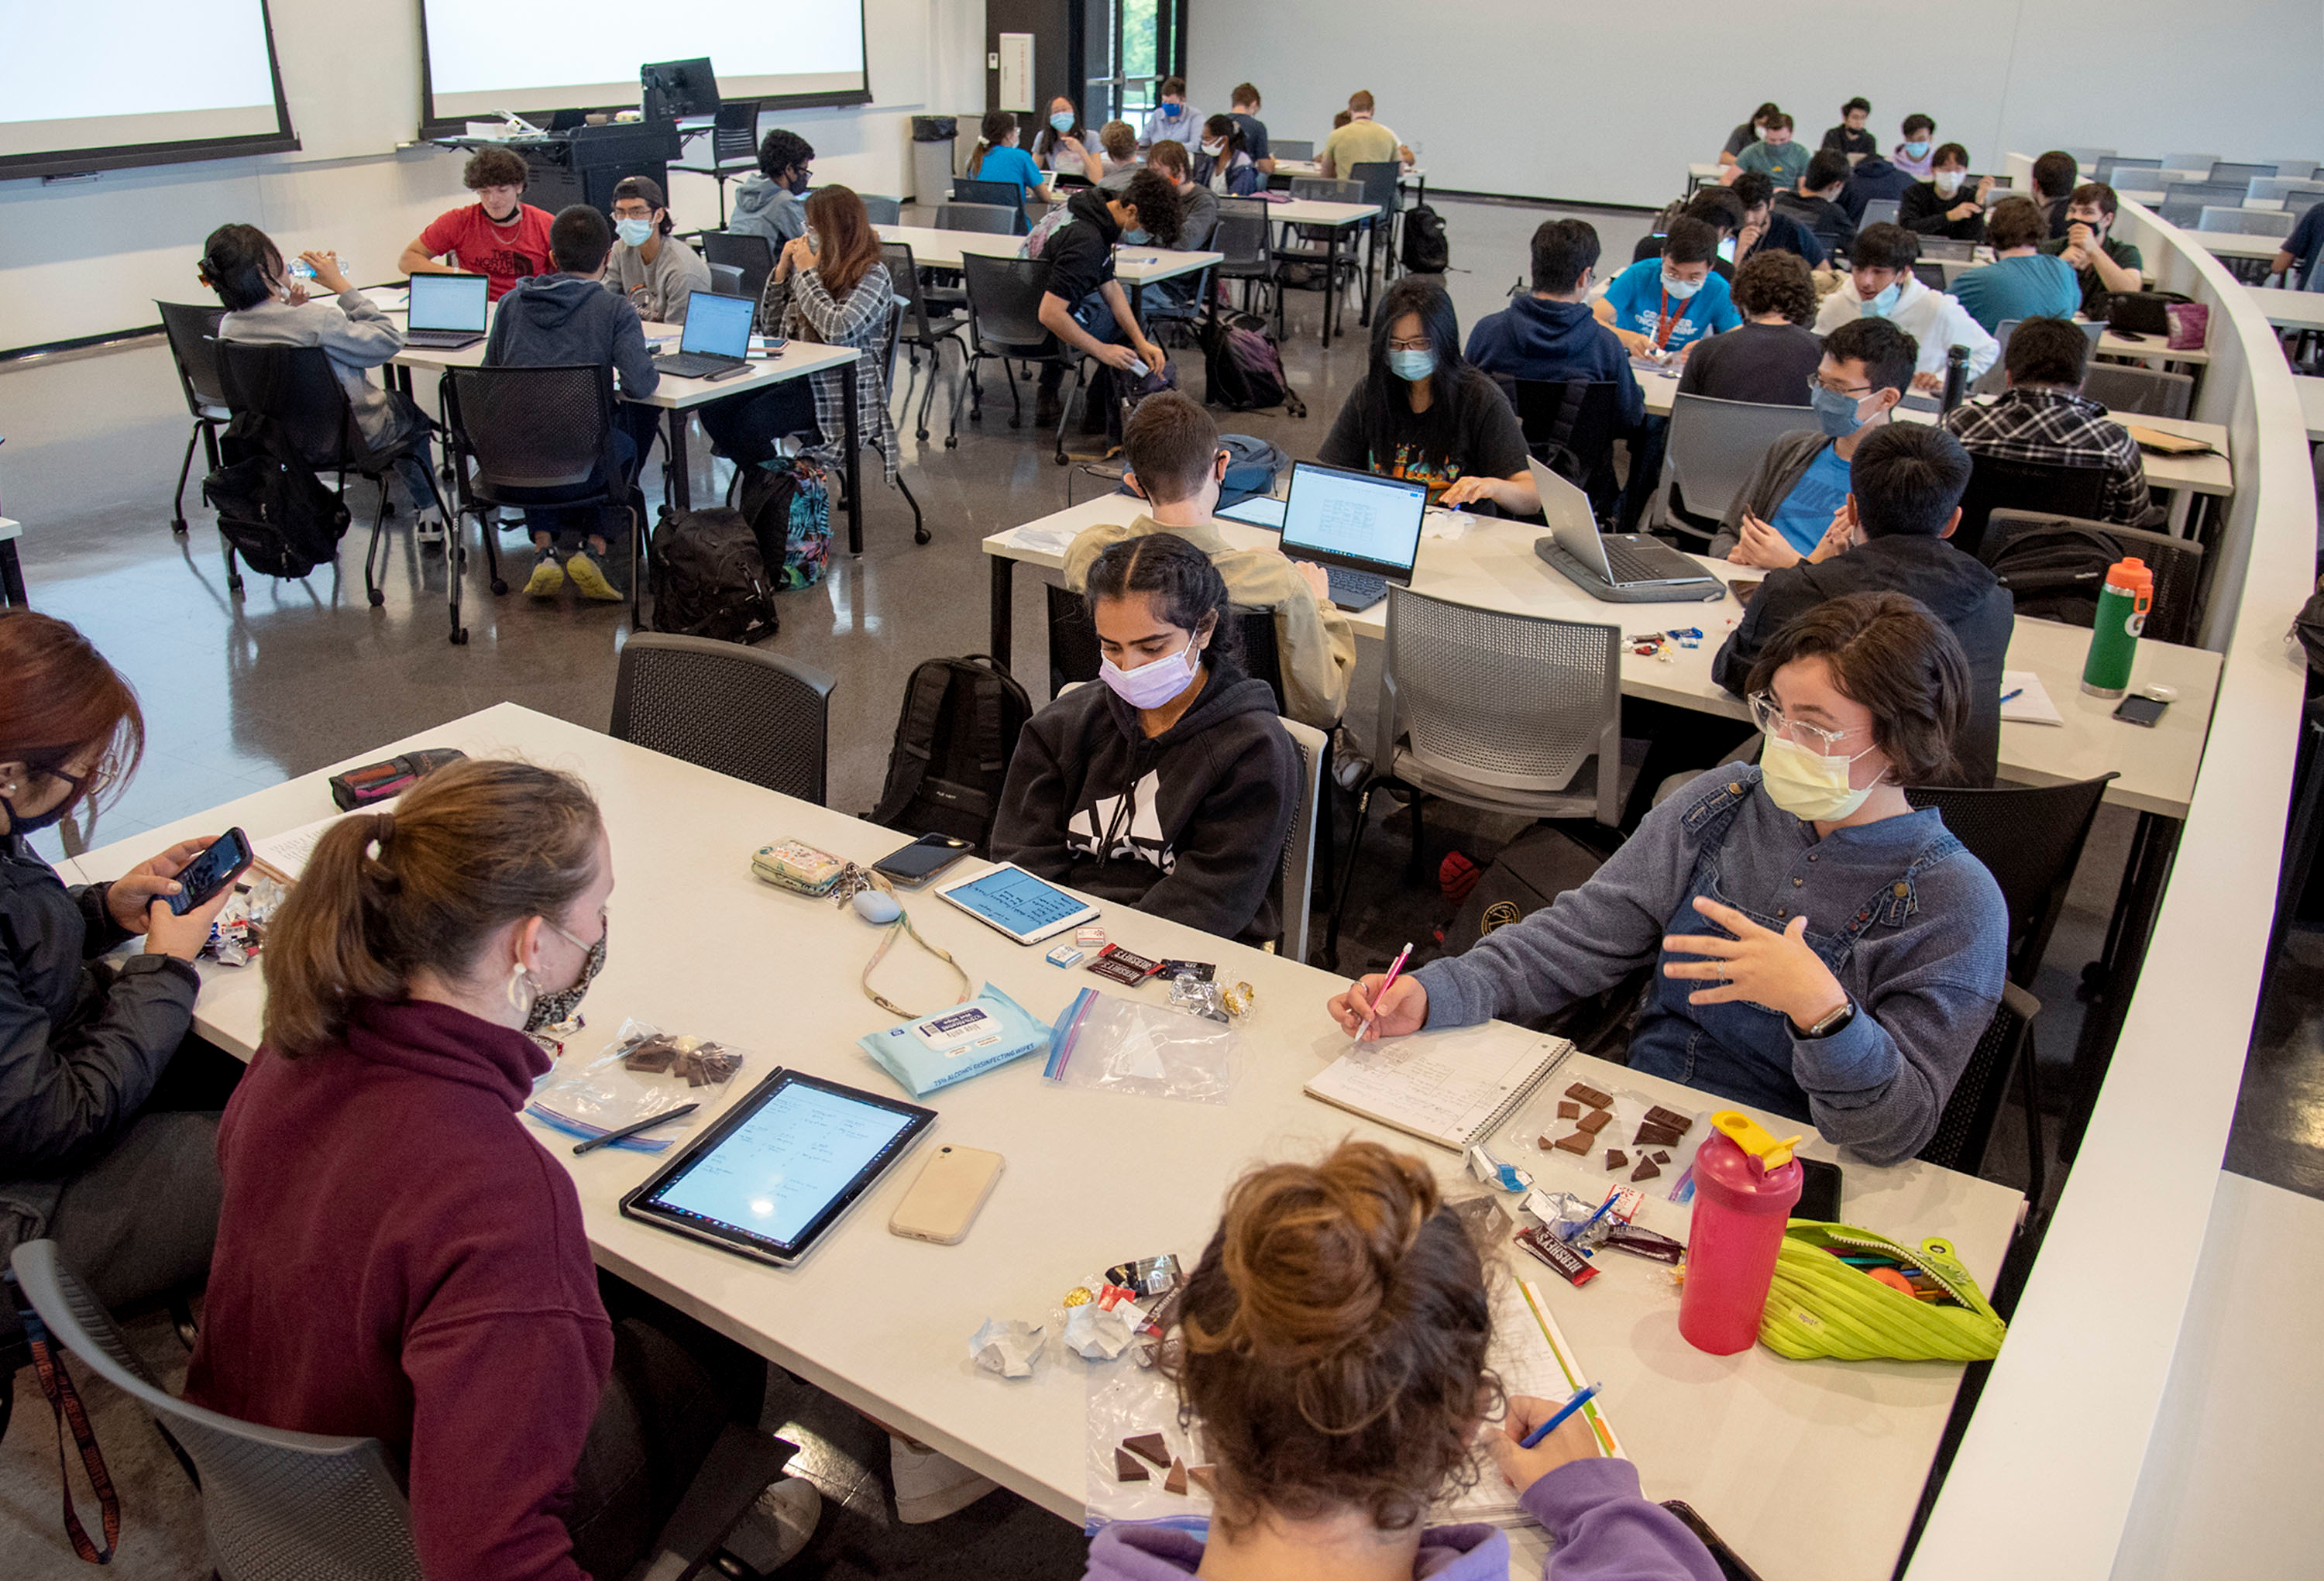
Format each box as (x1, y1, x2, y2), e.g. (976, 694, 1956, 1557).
(1188, 1466, 1219, 1496)
(1123, 1433, 1172, 1469)
(1644, 1105, 1694, 1134)
(1164, 1458, 1189, 1495)
(1552, 1130, 1593, 1155)
(1605, 1149, 1628, 1170)
(1631, 1157, 1662, 1182)
(1652, 1150, 1672, 1164)
(1538, 1133, 1559, 1150)
(1116, 1448, 1150, 1483)
(1557, 1101, 1581, 1119)
(1576, 1108, 1612, 1134)
(1633, 1123, 1683, 1149)
(1566, 1082, 1614, 1109)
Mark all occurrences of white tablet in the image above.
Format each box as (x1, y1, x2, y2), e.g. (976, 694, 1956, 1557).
(935, 863, 1099, 945)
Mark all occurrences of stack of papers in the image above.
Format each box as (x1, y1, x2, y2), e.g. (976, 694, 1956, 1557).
(1999, 670, 2064, 727)
(1010, 526, 1079, 555)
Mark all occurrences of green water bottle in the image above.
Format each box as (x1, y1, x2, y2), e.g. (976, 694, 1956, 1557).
(2082, 557, 2153, 697)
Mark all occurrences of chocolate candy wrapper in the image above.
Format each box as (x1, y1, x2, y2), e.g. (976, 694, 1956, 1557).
(1605, 1223, 1686, 1264)
(970, 1318, 1045, 1379)
(1515, 1225, 1599, 1287)
(1105, 1253, 1181, 1301)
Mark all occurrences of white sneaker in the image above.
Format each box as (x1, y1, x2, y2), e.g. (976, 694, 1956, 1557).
(721, 1476, 821, 1574)
(889, 1435, 997, 1524)
(414, 513, 446, 545)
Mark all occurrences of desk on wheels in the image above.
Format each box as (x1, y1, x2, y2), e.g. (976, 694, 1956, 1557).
(75, 701, 2022, 1581)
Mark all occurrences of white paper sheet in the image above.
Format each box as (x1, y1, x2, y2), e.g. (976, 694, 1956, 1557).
(2000, 670, 2064, 727)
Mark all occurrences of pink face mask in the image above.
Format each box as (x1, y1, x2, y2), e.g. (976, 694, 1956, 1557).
(1100, 641, 1199, 710)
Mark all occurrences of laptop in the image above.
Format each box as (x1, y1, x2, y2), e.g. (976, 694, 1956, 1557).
(1528, 459, 1724, 602)
(402, 273, 488, 349)
(655, 291, 755, 378)
(1276, 461, 1429, 610)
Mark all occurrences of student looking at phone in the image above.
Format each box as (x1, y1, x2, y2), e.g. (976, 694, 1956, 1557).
(1080, 1139, 1722, 1580)
(1328, 593, 2007, 1166)
(991, 533, 1300, 946)
(0, 611, 246, 1343)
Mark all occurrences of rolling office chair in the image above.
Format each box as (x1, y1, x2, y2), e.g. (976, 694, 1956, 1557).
(669, 101, 763, 228)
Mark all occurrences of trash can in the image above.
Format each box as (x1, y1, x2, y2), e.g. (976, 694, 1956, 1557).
(911, 115, 961, 208)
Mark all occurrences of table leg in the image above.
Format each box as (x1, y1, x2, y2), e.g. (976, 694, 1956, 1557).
(2060, 810, 2182, 1160)
(664, 408, 692, 517)
(842, 361, 864, 557)
(0, 541, 26, 607)
(1360, 221, 1378, 326)
(989, 554, 1014, 671)
(1321, 230, 1338, 349)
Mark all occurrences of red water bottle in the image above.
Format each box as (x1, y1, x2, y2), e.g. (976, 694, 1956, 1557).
(1679, 1112, 1804, 1355)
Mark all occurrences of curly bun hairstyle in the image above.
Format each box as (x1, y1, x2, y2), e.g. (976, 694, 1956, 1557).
(1170, 1140, 1499, 1535)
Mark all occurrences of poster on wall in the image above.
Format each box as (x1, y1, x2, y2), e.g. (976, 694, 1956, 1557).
(999, 33, 1034, 113)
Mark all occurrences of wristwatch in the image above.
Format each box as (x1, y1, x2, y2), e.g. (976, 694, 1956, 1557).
(1793, 998, 1857, 1040)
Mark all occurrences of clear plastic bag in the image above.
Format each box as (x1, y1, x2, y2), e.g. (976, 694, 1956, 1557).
(525, 1019, 746, 1152)
(1042, 988, 1237, 1105)
(1083, 1354, 1213, 1532)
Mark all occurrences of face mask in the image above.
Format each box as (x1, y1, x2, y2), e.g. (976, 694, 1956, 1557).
(1386, 347, 1436, 382)
(614, 217, 653, 248)
(1933, 170, 1965, 197)
(804, 228, 821, 253)
(1903, 140, 1931, 159)
(1759, 734, 1879, 822)
(788, 171, 812, 195)
(524, 915, 607, 1033)
(1201, 139, 1225, 156)
(1661, 271, 1703, 301)
(1809, 382, 1874, 438)
(1100, 641, 1200, 710)
(0, 765, 88, 838)
(1860, 281, 1903, 317)
(1122, 226, 1151, 246)
(1050, 111, 1075, 134)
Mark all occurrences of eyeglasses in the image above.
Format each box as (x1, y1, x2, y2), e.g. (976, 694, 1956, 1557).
(1387, 335, 1432, 352)
(1812, 376, 1873, 397)
(610, 204, 655, 218)
(1748, 692, 1868, 755)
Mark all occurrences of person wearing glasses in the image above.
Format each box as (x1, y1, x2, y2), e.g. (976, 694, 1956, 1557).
(603, 176, 710, 325)
(1327, 591, 2007, 1167)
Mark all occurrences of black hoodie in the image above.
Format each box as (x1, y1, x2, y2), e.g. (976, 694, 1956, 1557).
(992, 661, 1299, 945)
(1711, 534, 2014, 786)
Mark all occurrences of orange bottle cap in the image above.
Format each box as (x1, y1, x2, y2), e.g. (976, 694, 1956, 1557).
(2107, 557, 2154, 595)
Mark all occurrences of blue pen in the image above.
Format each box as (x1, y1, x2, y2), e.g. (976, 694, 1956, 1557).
(1521, 1382, 1603, 1449)
(1999, 689, 2023, 706)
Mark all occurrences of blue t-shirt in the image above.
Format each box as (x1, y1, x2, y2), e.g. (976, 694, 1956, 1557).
(1947, 253, 2082, 333)
(2286, 201, 2324, 289)
(1769, 442, 1851, 555)
(971, 145, 1047, 201)
(1229, 112, 1271, 163)
(1601, 258, 1741, 352)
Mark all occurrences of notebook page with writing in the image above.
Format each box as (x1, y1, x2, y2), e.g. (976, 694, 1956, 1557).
(1304, 1026, 1571, 1152)
(1439, 1275, 1589, 1526)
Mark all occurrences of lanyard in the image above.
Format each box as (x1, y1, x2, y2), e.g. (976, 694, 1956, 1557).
(1654, 287, 1686, 349)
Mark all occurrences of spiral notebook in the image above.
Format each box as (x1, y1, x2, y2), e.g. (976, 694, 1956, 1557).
(1304, 1026, 1572, 1153)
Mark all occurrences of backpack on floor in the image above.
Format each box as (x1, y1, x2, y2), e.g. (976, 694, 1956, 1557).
(868, 656, 1033, 855)
(201, 415, 351, 579)
(1400, 204, 1450, 275)
(648, 508, 778, 643)
(1204, 312, 1306, 418)
(1441, 826, 1644, 1057)
(1985, 521, 2127, 627)
(737, 457, 833, 591)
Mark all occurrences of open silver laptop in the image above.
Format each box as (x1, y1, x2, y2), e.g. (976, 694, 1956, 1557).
(1529, 459, 1724, 602)
(403, 273, 488, 349)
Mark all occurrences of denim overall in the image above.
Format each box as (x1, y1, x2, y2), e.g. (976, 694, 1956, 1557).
(1626, 778, 1968, 1123)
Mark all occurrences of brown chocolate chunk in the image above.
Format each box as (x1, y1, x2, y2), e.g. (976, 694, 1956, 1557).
(1631, 1157, 1662, 1182)
(1115, 1448, 1150, 1483)
(1576, 1108, 1612, 1134)
(1633, 1123, 1683, 1149)
(1652, 1150, 1672, 1164)
(1164, 1458, 1189, 1495)
(1605, 1150, 1628, 1170)
(1566, 1082, 1614, 1109)
(1644, 1105, 1694, 1133)
(1188, 1466, 1219, 1496)
(1538, 1132, 1559, 1151)
(1552, 1130, 1593, 1154)
(1557, 1101, 1581, 1119)
(1124, 1433, 1172, 1469)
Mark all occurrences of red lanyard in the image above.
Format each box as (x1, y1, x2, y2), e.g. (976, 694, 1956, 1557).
(1654, 287, 1683, 349)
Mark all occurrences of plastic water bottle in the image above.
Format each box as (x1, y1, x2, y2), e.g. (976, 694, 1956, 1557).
(2082, 557, 2153, 697)
(1679, 1112, 1804, 1355)
(1940, 343, 1970, 414)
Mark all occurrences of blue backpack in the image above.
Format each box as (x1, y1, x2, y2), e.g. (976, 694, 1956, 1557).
(737, 457, 832, 591)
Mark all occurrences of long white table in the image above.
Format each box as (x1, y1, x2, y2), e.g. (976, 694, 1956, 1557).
(874, 223, 1222, 318)
(1263, 198, 1382, 346)
(2244, 283, 2324, 332)
(2297, 373, 2324, 440)
(76, 702, 2021, 1581)
(981, 497, 2219, 820)
(2195, 230, 2286, 263)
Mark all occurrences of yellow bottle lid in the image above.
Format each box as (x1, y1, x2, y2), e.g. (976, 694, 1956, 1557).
(1709, 1110, 1803, 1171)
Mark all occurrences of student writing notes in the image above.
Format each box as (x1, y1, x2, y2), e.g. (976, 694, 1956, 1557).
(1330, 593, 2008, 1165)
(399, 146, 554, 302)
(1226, 82, 1275, 175)
(1080, 1139, 1724, 1580)
(1594, 215, 1741, 359)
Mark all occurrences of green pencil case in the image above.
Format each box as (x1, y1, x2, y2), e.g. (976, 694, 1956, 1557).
(1758, 1222, 2006, 1363)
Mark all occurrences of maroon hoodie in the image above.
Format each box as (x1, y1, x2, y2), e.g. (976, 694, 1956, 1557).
(185, 998, 614, 1580)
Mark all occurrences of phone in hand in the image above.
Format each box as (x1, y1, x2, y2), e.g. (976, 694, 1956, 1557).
(873, 832, 974, 888)
(889, 1145, 1005, 1244)
(2113, 694, 2170, 727)
(167, 828, 254, 916)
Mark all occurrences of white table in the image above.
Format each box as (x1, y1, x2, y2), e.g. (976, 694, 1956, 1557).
(2243, 283, 2324, 332)
(2095, 328, 2211, 368)
(981, 499, 2219, 819)
(2195, 231, 2286, 263)
(77, 702, 2022, 1581)
(0, 515, 22, 607)
(2296, 373, 2324, 440)
(1263, 198, 1383, 346)
(875, 224, 1222, 315)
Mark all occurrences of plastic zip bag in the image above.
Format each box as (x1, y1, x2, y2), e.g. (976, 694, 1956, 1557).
(1043, 988, 1237, 1105)
(1083, 1355, 1213, 1532)
(526, 1019, 745, 1152)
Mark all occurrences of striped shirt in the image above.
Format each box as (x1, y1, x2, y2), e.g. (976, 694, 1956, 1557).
(1941, 387, 2151, 526)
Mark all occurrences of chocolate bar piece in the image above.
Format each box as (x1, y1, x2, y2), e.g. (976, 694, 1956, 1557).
(1187, 1466, 1219, 1496)
(1631, 1157, 1662, 1182)
(1115, 1448, 1151, 1482)
(1576, 1108, 1612, 1134)
(1515, 1225, 1599, 1287)
(1552, 1130, 1593, 1155)
(1652, 1150, 1672, 1164)
(1644, 1105, 1695, 1134)
(1633, 1122, 1684, 1149)
(1164, 1459, 1189, 1495)
(1605, 1149, 1628, 1170)
(1537, 1132, 1559, 1151)
(1565, 1082, 1614, 1109)
(1605, 1222, 1685, 1264)
(1123, 1432, 1173, 1469)
(1557, 1100, 1581, 1120)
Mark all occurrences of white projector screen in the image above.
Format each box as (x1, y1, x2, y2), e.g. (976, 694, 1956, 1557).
(0, 0, 297, 179)
(419, 0, 870, 129)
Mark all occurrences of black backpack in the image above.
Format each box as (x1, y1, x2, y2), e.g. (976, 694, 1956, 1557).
(648, 508, 778, 643)
(1985, 522, 2126, 626)
(868, 656, 1033, 855)
(201, 415, 351, 579)
(1203, 312, 1306, 417)
(1400, 204, 1450, 275)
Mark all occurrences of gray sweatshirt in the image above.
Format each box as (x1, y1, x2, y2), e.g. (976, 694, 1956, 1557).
(218, 288, 406, 445)
(1411, 765, 2006, 1165)
(605, 234, 713, 324)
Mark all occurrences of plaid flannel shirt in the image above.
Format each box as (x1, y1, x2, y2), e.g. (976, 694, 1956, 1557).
(757, 260, 899, 485)
(1941, 387, 2150, 526)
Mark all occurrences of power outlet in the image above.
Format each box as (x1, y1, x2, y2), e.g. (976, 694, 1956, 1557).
(988, 52, 1000, 69)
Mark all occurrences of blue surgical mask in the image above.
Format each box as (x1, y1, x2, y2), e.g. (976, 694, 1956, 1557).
(614, 217, 653, 247)
(1386, 347, 1436, 383)
(1809, 382, 1872, 438)
(1903, 140, 1931, 159)
(1661, 270, 1704, 301)
(1861, 282, 1903, 317)
(1122, 227, 1151, 246)
(1050, 111, 1075, 134)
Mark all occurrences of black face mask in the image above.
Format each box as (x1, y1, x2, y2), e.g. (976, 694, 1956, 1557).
(0, 763, 89, 838)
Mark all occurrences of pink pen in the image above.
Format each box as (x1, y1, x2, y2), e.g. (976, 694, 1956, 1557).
(1356, 940, 1415, 1040)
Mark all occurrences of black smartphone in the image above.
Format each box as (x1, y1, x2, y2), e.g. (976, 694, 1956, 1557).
(1795, 1157, 1844, 1223)
(872, 833, 974, 888)
(167, 828, 254, 915)
(1659, 1500, 1769, 1581)
(2113, 694, 2169, 727)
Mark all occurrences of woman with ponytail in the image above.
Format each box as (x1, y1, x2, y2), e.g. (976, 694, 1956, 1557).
(1082, 1139, 1720, 1579)
(187, 759, 821, 1579)
(964, 108, 1059, 213)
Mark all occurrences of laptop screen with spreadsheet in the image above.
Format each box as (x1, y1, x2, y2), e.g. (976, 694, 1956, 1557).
(679, 291, 754, 356)
(1277, 462, 1428, 576)
(406, 273, 488, 332)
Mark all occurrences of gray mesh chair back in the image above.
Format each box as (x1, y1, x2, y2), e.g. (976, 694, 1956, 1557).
(704, 231, 775, 307)
(1858, 198, 1900, 229)
(2094, 156, 2161, 185)
(963, 253, 1057, 351)
(9, 1240, 424, 1581)
(610, 632, 837, 804)
(2081, 362, 2194, 419)
(1347, 160, 1403, 221)
(2266, 161, 2320, 181)
(706, 261, 747, 297)
(444, 365, 611, 494)
(1916, 983, 2040, 1181)
(706, 101, 760, 166)
(1212, 198, 1274, 276)
(885, 242, 951, 336)
(213, 341, 369, 471)
(1662, 394, 1818, 525)
(936, 203, 1021, 235)
(159, 301, 231, 417)
(2160, 179, 2248, 212)
(2161, 153, 2220, 172)
(861, 194, 903, 225)
(1277, 716, 1329, 964)
(951, 177, 1030, 232)
(1273, 138, 1315, 161)
(1290, 177, 1364, 205)
(2199, 205, 2294, 238)
(1904, 775, 2117, 986)
(1980, 510, 2205, 645)
(2251, 177, 2324, 204)
(1376, 587, 1624, 823)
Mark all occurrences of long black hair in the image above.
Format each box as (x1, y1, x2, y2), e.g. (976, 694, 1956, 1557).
(1364, 275, 1470, 433)
(1085, 532, 1241, 672)
(1202, 114, 1247, 163)
(1034, 98, 1085, 164)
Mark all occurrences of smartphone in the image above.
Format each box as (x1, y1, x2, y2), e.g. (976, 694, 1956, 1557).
(167, 828, 254, 916)
(889, 1146, 1005, 1244)
(2113, 694, 2169, 727)
(1795, 1157, 1844, 1223)
(874, 832, 974, 888)
(1659, 1500, 1769, 1581)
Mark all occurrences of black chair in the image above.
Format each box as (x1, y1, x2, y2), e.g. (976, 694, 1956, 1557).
(1513, 379, 1627, 522)
(157, 301, 229, 537)
(861, 194, 903, 225)
(875, 297, 929, 545)
(1979, 511, 2205, 644)
(951, 177, 1032, 233)
(1910, 260, 1948, 290)
(611, 632, 835, 803)
(1045, 583, 1287, 715)
(1917, 984, 2043, 1193)
(1952, 455, 2108, 560)
(441, 364, 634, 627)
(1212, 198, 1281, 337)
(703, 232, 775, 310)
(212, 340, 460, 634)
(1346, 160, 1405, 282)
(705, 262, 747, 298)
(883, 241, 969, 443)
(669, 101, 763, 227)
(954, 253, 1084, 464)
(2080, 363, 2194, 420)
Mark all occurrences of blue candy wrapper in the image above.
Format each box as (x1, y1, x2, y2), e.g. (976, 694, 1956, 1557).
(859, 984, 1053, 1098)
